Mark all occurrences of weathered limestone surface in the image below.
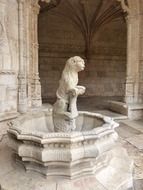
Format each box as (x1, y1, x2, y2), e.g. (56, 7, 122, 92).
(7, 109, 133, 189)
(53, 56, 85, 132)
(2, 117, 143, 190)
(8, 110, 119, 177)
(0, 0, 143, 120)
(0, 1, 143, 189)
(0, 0, 18, 116)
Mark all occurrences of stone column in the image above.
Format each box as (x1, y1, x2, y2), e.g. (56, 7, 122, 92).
(17, 0, 28, 113)
(125, 14, 141, 103)
(30, 1, 42, 107)
(25, 1, 32, 108)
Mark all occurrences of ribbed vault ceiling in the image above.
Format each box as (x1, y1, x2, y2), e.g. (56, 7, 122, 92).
(39, 0, 126, 58)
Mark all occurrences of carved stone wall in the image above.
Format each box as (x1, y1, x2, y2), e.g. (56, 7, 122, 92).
(38, 4, 127, 104)
(0, 0, 143, 120)
(0, 0, 18, 116)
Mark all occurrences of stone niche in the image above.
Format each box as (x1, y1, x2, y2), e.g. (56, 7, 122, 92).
(38, 0, 127, 106)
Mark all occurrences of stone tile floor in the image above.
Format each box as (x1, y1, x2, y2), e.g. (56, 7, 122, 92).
(116, 119, 143, 190)
(0, 112, 143, 189)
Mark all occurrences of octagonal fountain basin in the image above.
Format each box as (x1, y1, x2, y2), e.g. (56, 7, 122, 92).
(8, 110, 124, 180)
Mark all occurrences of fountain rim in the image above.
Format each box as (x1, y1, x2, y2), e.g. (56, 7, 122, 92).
(8, 110, 119, 144)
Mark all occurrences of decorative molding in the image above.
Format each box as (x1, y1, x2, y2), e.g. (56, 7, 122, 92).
(0, 70, 16, 75)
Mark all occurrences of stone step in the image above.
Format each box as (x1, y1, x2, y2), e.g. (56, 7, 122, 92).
(107, 101, 143, 120)
(95, 109, 128, 120)
(107, 101, 128, 116)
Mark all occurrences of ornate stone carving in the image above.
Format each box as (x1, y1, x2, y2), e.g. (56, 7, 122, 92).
(53, 56, 85, 132)
(29, 1, 42, 108)
(16, 0, 28, 113)
(8, 109, 133, 189)
(0, 70, 16, 75)
(0, 1, 18, 116)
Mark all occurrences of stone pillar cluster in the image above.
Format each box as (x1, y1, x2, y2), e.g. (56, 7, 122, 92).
(17, 0, 43, 113)
(17, 0, 53, 113)
(17, 0, 28, 113)
(30, 1, 42, 107)
(117, 0, 143, 104)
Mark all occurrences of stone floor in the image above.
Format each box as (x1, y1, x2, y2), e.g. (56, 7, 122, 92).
(115, 119, 143, 190)
(0, 109, 143, 189)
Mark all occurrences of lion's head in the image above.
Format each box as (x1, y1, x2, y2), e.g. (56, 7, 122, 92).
(65, 56, 85, 73)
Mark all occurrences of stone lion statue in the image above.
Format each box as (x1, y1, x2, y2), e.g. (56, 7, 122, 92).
(53, 56, 86, 132)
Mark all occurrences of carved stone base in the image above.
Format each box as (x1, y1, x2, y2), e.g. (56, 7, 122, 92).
(7, 110, 133, 189)
(15, 146, 133, 186)
(0, 142, 133, 190)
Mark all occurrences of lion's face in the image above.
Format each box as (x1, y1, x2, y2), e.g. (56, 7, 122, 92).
(67, 56, 85, 72)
